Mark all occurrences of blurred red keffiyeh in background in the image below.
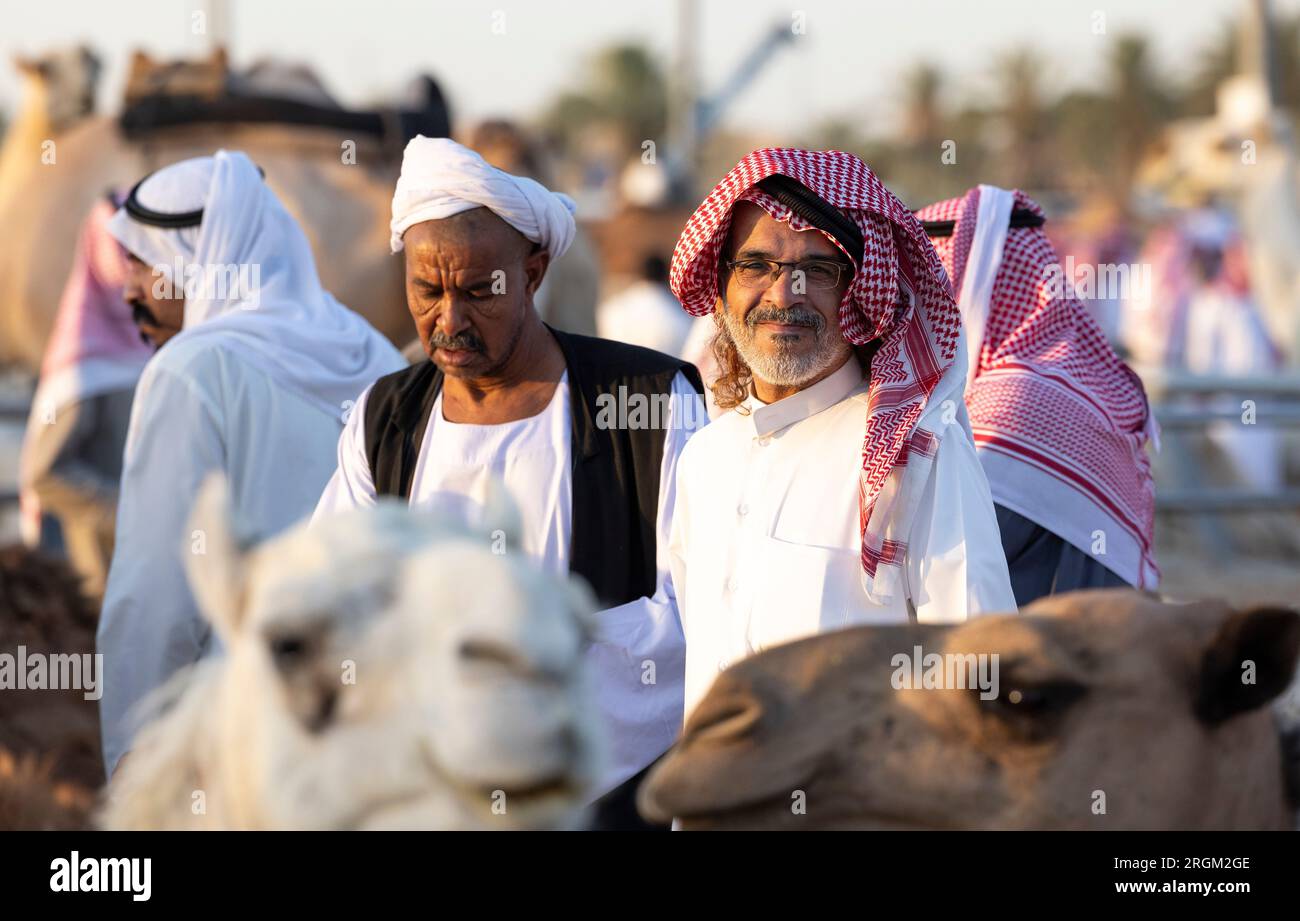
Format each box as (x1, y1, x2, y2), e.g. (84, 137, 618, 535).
(917, 185, 1158, 588)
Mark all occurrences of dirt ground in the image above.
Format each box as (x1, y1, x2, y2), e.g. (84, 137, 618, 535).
(1154, 509, 1300, 607)
(1149, 427, 1300, 607)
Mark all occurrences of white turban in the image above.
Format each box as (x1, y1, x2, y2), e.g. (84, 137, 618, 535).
(389, 136, 577, 259)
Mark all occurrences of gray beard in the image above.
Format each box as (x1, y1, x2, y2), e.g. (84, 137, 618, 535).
(720, 304, 852, 391)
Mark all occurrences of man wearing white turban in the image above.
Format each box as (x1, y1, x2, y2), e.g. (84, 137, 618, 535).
(388, 135, 578, 258)
(314, 137, 708, 829)
(97, 150, 405, 776)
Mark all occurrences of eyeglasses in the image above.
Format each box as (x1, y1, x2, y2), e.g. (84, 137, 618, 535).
(724, 258, 852, 291)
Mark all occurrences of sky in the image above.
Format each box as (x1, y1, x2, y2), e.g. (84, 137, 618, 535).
(0, 0, 1288, 137)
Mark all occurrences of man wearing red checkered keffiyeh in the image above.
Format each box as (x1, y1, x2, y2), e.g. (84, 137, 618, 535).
(916, 184, 1159, 600)
(666, 148, 1017, 719)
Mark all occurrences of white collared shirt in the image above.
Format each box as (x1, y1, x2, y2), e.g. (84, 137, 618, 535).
(669, 356, 1016, 718)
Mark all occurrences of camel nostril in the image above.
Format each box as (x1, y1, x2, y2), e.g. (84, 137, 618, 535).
(458, 638, 534, 676)
(305, 687, 338, 734)
(685, 692, 766, 746)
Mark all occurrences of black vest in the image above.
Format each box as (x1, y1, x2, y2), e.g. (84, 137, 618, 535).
(362, 326, 704, 607)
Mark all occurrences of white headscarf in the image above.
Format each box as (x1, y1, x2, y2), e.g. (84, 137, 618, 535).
(389, 136, 576, 258)
(107, 150, 403, 418)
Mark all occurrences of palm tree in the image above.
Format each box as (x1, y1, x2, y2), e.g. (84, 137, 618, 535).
(542, 44, 668, 161)
(901, 63, 944, 148)
(993, 48, 1051, 190)
(1107, 35, 1173, 201)
(589, 45, 668, 152)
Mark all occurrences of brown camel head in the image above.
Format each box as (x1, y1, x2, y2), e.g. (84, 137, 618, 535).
(640, 589, 1300, 830)
(13, 46, 100, 132)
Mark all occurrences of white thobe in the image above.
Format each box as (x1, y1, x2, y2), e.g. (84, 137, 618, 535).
(669, 357, 1017, 718)
(1184, 289, 1286, 492)
(596, 281, 696, 360)
(415, 373, 572, 570)
(98, 339, 372, 773)
(313, 369, 707, 795)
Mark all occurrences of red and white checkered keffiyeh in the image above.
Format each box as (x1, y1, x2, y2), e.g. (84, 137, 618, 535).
(916, 186, 1159, 587)
(670, 148, 963, 588)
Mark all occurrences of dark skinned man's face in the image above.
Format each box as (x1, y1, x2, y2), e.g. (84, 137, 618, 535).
(122, 253, 185, 348)
(401, 209, 550, 379)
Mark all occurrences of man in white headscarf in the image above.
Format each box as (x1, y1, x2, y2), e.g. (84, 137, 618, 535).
(314, 137, 708, 829)
(98, 150, 405, 776)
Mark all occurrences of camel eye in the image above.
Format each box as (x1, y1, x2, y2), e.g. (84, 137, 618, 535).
(270, 634, 307, 664)
(265, 629, 321, 673)
(262, 626, 339, 733)
(984, 680, 1086, 718)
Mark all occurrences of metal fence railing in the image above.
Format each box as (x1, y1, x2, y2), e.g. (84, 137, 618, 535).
(1136, 367, 1300, 554)
(0, 394, 32, 507)
(1139, 367, 1300, 512)
(5, 371, 1300, 520)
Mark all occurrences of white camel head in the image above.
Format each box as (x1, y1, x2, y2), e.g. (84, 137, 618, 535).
(103, 475, 604, 830)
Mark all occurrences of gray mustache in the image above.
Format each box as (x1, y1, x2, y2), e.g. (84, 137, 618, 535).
(128, 298, 157, 327)
(428, 330, 484, 351)
(746, 307, 823, 330)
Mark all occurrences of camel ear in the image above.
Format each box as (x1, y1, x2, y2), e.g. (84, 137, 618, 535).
(184, 473, 249, 644)
(1195, 605, 1300, 726)
(13, 55, 46, 78)
(127, 50, 153, 76)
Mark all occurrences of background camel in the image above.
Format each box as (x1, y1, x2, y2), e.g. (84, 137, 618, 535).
(641, 589, 1300, 830)
(102, 476, 604, 830)
(0, 48, 417, 370)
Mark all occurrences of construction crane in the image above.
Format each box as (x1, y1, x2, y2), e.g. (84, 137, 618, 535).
(695, 22, 797, 143)
(667, 1, 797, 199)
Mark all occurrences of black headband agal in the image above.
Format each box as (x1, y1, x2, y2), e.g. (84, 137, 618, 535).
(919, 209, 1046, 238)
(122, 163, 267, 229)
(754, 174, 865, 264)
